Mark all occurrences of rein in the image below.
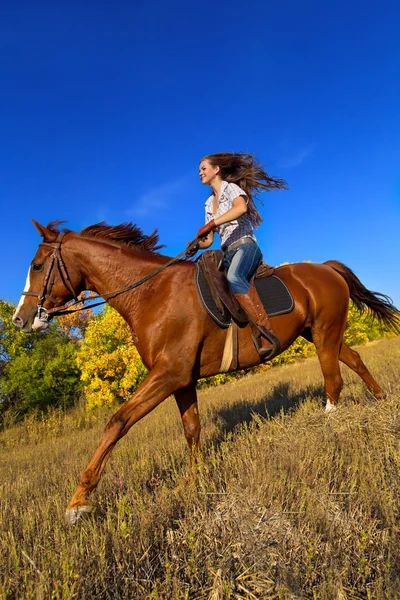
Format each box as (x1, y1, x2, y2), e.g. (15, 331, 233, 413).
(24, 234, 200, 319)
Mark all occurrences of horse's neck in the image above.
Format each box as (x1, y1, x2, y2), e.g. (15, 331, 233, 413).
(70, 237, 164, 317)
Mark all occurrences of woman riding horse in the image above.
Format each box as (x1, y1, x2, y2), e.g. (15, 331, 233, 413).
(188, 152, 287, 360)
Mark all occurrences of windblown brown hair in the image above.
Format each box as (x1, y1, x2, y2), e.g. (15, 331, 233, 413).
(202, 152, 288, 227)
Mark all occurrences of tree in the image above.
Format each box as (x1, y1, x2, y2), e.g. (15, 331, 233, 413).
(56, 292, 95, 342)
(76, 305, 147, 409)
(2, 332, 82, 412)
(343, 302, 370, 346)
(0, 300, 82, 420)
(0, 300, 35, 360)
(344, 301, 396, 346)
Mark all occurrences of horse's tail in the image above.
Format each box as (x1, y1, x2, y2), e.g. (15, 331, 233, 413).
(324, 260, 400, 334)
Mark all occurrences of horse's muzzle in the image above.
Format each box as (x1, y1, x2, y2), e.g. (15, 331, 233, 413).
(12, 314, 25, 329)
(12, 306, 51, 332)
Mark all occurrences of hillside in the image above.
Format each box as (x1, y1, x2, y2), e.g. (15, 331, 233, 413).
(1, 336, 400, 599)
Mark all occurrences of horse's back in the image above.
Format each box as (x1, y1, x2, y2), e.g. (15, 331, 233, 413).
(275, 261, 350, 320)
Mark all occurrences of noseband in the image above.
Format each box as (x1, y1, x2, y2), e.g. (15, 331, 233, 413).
(22, 233, 79, 322)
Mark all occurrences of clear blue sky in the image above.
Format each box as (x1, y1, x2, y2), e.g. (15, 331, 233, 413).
(1, 1, 399, 308)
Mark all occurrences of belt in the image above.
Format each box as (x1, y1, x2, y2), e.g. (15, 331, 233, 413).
(222, 236, 256, 253)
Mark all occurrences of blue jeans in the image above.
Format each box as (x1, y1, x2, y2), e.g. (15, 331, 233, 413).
(222, 242, 262, 294)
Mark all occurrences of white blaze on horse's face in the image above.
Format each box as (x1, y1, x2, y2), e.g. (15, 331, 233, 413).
(12, 266, 50, 333)
(16, 267, 31, 311)
(12, 268, 35, 332)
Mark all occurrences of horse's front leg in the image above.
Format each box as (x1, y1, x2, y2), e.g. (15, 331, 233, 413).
(174, 383, 201, 462)
(65, 363, 182, 525)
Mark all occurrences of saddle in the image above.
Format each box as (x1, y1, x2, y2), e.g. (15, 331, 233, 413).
(196, 250, 294, 372)
(198, 250, 276, 325)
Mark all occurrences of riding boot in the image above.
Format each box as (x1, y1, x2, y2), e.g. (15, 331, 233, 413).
(234, 286, 281, 361)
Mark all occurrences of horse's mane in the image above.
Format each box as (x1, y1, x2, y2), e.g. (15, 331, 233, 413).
(46, 220, 165, 253)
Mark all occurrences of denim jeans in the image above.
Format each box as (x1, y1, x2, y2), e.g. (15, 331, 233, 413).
(222, 242, 262, 294)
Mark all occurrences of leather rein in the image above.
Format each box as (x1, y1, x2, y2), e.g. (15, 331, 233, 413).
(22, 233, 200, 319)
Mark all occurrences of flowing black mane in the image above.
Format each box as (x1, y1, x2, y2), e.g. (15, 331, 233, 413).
(46, 221, 164, 253)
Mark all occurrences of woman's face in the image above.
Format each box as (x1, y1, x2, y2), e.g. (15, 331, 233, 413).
(199, 160, 220, 186)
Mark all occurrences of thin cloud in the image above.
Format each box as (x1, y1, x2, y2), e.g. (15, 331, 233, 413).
(278, 145, 315, 169)
(126, 175, 191, 218)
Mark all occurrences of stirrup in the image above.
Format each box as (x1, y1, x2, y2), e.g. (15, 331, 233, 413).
(252, 326, 281, 361)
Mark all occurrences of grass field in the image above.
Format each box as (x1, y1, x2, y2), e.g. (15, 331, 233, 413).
(1, 336, 400, 599)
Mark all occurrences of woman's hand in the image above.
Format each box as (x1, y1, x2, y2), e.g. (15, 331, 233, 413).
(185, 240, 199, 258)
(196, 219, 216, 240)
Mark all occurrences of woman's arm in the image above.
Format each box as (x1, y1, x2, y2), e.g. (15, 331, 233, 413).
(214, 195, 247, 226)
(195, 195, 248, 244)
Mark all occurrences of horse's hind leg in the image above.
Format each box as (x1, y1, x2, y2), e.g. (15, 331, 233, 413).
(174, 383, 201, 462)
(312, 324, 345, 412)
(339, 342, 384, 399)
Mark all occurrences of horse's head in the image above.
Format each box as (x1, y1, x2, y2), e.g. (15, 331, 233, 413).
(12, 220, 83, 332)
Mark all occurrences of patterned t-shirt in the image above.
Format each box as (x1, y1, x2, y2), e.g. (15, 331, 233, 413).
(205, 181, 257, 249)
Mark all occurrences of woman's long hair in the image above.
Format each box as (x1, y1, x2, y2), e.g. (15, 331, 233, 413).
(202, 152, 288, 227)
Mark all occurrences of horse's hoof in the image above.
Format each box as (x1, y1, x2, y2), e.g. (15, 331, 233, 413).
(65, 505, 92, 526)
(325, 399, 337, 413)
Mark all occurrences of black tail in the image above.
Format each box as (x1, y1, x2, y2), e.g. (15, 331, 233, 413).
(324, 260, 400, 334)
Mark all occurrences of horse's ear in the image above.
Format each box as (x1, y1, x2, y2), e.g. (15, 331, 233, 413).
(32, 219, 58, 242)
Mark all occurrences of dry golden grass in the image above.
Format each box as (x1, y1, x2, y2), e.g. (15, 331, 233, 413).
(1, 337, 400, 599)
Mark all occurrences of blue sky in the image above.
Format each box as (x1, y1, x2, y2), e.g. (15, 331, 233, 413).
(1, 0, 399, 308)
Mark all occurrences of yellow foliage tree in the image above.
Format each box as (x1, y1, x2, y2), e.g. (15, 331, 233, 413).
(76, 305, 147, 409)
(343, 302, 370, 346)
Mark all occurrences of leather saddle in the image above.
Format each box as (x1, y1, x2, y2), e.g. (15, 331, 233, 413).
(198, 250, 275, 324)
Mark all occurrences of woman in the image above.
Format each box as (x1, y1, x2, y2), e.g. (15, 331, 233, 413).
(189, 152, 288, 360)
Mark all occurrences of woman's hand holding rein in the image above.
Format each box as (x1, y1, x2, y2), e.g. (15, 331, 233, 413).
(196, 219, 216, 240)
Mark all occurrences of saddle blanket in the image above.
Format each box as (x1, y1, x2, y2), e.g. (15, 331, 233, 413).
(196, 264, 294, 329)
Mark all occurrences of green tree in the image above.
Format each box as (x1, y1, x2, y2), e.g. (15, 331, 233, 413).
(2, 332, 82, 412)
(0, 300, 82, 421)
(0, 300, 35, 360)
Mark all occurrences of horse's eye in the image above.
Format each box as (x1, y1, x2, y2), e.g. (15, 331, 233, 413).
(32, 263, 43, 272)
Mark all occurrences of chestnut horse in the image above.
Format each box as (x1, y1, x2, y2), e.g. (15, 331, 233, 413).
(13, 220, 399, 524)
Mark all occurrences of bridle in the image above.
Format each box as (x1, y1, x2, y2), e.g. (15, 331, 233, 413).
(22, 232, 81, 323)
(21, 233, 200, 322)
